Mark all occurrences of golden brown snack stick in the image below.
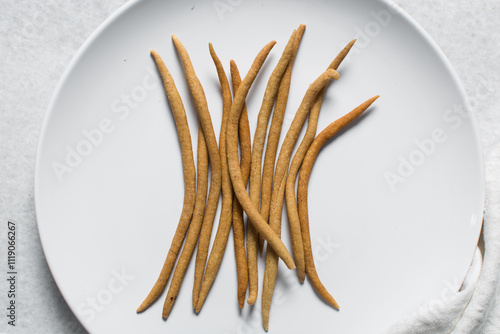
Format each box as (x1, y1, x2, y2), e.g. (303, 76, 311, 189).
(226, 41, 296, 270)
(259, 24, 306, 253)
(285, 39, 357, 283)
(248, 29, 296, 255)
(265, 69, 339, 262)
(261, 171, 287, 331)
(195, 44, 234, 313)
(230, 60, 251, 309)
(245, 28, 298, 304)
(259, 40, 356, 254)
(137, 50, 196, 313)
(261, 66, 340, 329)
(297, 96, 380, 309)
(162, 125, 209, 319)
(170, 35, 223, 309)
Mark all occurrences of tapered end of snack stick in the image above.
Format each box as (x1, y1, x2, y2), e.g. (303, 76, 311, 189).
(326, 289, 340, 309)
(194, 294, 203, 313)
(263, 320, 269, 332)
(284, 257, 296, 270)
(298, 267, 306, 284)
(351, 95, 380, 119)
(195, 288, 208, 313)
(137, 297, 153, 313)
(162, 303, 173, 320)
(278, 247, 296, 269)
(171, 34, 183, 48)
(238, 288, 246, 309)
(323, 290, 340, 310)
(136, 304, 146, 313)
(366, 95, 380, 107)
(329, 39, 357, 71)
(332, 297, 340, 309)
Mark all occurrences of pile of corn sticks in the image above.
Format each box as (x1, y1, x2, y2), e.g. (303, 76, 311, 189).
(136, 24, 379, 331)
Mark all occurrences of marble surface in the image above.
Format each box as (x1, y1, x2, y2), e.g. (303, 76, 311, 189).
(0, 0, 498, 333)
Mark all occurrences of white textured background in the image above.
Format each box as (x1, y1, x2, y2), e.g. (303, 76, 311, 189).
(0, 0, 498, 333)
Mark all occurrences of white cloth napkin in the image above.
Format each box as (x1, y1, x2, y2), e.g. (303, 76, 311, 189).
(385, 146, 500, 334)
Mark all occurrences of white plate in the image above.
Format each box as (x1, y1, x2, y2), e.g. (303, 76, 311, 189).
(35, 0, 485, 333)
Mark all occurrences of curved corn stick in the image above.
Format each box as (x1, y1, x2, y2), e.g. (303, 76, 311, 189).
(297, 96, 380, 309)
(327, 39, 357, 72)
(245, 28, 298, 304)
(266, 69, 339, 255)
(162, 125, 209, 319)
(137, 50, 196, 313)
(170, 35, 223, 309)
(286, 39, 357, 283)
(195, 44, 233, 313)
(259, 24, 306, 253)
(226, 41, 296, 270)
(260, 68, 339, 329)
(230, 60, 251, 309)
(248, 29, 296, 255)
(261, 172, 287, 331)
(232, 59, 258, 307)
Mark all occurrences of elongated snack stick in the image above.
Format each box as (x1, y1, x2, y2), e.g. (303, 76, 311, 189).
(195, 44, 234, 313)
(261, 171, 287, 331)
(171, 35, 223, 309)
(162, 125, 209, 319)
(266, 69, 339, 249)
(260, 67, 339, 330)
(258, 24, 306, 254)
(297, 96, 380, 309)
(285, 39, 356, 283)
(248, 29, 296, 253)
(233, 60, 257, 307)
(230, 60, 251, 309)
(137, 50, 197, 313)
(225, 41, 296, 270)
(246, 28, 297, 304)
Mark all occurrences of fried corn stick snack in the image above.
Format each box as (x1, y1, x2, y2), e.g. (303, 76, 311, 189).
(171, 35, 223, 308)
(194, 44, 234, 313)
(230, 60, 251, 309)
(137, 50, 196, 313)
(162, 125, 209, 319)
(285, 39, 356, 283)
(297, 96, 380, 309)
(225, 41, 296, 269)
